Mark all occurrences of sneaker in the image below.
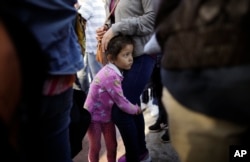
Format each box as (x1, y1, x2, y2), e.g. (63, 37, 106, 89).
(118, 151, 152, 162)
(161, 130, 170, 143)
(161, 123, 168, 130)
(148, 122, 168, 132)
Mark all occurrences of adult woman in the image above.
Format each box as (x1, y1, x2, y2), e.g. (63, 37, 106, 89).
(97, 0, 155, 161)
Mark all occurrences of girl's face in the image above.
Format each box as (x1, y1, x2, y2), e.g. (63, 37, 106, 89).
(113, 44, 134, 70)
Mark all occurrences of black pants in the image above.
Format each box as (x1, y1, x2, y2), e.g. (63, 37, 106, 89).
(143, 64, 168, 125)
(69, 89, 91, 158)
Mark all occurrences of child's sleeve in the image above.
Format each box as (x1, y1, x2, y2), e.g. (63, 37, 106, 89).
(105, 75, 139, 115)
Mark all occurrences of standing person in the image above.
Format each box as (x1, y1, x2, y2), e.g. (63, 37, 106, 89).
(148, 62, 170, 143)
(155, 0, 250, 162)
(77, 0, 106, 87)
(97, 0, 155, 161)
(84, 35, 141, 162)
(146, 58, 169, 142)
(74, 2, 89, 93)
(0, 1, 84, 162)
(144, 34, 169, 143)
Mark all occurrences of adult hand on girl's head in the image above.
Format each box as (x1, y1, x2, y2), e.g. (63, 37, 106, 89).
(101, 28, 114, 53)
(96, 25, 107, 39)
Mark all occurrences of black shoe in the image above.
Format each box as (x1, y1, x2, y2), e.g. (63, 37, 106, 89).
(161, 130, 170, 143)
(148, 122, 167, 133)
(149, 122, 163, 132)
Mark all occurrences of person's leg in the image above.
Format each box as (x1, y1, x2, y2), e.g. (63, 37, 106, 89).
(77, 53, 90, 92)
(148, 65, 168, 132)
(87, 52, 102, 78)
(123, 55, 155, 157)
(20, 88, 74, 162)
(148, 102, 167, 133)
(113, 108, 140, 162)
(87, 122, 102, 162)
(154, 65, 167, 127)
(70, 89, 91, 158)
(162, 87, 248, 162)
(102, 122, 117, 162)
(112, 55, 155, 162)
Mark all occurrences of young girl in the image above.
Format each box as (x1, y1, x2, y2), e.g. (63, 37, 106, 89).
(84, 35, 141, 162)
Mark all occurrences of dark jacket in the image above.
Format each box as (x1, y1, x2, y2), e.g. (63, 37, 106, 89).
(156, 0, 250, 69)
(155, 0, 250, 124)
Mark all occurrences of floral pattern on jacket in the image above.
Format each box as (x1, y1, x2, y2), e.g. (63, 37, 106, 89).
(84, 63, 139, 123)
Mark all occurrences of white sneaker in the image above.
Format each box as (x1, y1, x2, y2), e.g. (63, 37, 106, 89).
(149, 104, 159, 117)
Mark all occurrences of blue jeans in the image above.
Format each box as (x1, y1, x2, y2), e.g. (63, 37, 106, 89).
(20, 88, 74, 162)
(77, 52, 102, 92)
(112, 55, 155, 162)
(77, 53, 90, 92)
(87, 52, 103, 80)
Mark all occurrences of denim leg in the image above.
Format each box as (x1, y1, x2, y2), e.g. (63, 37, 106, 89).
(87, 52, 103, 78)
(21, 88, 74, 162)
(112, 55, 155, 161)
(77, 54, 90, 92)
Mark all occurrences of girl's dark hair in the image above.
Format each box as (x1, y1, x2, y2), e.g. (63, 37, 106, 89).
(105, 34, 134, 59)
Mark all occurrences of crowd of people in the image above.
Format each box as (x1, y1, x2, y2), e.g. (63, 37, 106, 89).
(1, 0, 250, 162)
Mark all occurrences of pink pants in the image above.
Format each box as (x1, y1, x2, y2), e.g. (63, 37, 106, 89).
(87, 121, 117, 162)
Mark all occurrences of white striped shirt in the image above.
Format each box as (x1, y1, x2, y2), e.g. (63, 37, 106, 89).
(78, 0, 106, 53)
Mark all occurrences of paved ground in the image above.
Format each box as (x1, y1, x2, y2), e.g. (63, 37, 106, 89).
(73, 104, 181, 162)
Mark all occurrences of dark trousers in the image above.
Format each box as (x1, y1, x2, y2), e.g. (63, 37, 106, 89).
(141, 62, 168, 125)
(20, 88, 74, 162)
(112, 55, 155, 162)
(69, 89, 91, 158)
(151, 64, 167, 125)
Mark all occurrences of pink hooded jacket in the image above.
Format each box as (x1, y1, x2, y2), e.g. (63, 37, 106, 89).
(84, 63, 140, 123)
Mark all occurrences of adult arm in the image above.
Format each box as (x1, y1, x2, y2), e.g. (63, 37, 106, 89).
(77, 0, 92, 21)
(112, 0, 155, 36)
(102, 0, 155, 51)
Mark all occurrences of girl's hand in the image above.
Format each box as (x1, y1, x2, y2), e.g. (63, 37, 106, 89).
(136, 107, 142, 115)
